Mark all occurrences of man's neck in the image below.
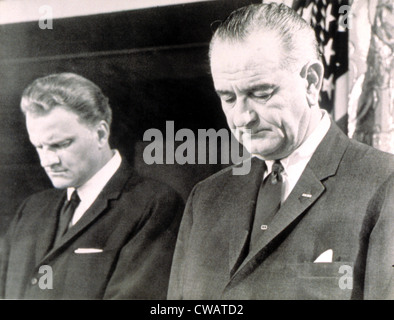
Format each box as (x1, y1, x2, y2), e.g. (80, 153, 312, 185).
(97, 147, 115, 171)
(302, 106, 325, 147)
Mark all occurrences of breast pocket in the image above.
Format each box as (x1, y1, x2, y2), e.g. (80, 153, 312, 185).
(290, 262, 354, 300)
(62, 248, 119, 298)
(70, 248, 117, 275)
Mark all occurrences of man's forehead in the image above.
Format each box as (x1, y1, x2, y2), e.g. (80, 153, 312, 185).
(26, 107, 81, 125)
(26, 107, 83, 138)
(210, 31, 283, 75)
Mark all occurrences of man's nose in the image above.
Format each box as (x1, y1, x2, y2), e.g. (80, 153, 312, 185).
(39, 149, 60, 167)
(232, 99, 258, 129)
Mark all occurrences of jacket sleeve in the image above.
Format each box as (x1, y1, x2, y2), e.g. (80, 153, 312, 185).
(363, 174, 394, 300)
(167, 185, 197, 299)
(103, 187, 184, 299)
(0, 198, 28, 298)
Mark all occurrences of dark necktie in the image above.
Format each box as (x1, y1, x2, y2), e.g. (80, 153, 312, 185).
(54, 190, 80, 246)
(249, 160, 284, 252)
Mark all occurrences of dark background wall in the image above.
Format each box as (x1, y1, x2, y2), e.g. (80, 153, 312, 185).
(0, 0, 261, 237)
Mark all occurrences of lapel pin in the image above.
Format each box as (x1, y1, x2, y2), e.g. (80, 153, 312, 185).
(301, 193, 312, 198)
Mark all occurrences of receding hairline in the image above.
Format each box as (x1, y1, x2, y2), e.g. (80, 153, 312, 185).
(210, 32, 313, 74)
(210, 28, 289, 62)
(208, 3, 320, 71)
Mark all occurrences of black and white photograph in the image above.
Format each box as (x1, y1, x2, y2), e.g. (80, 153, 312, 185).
(0, 0, 392, 304)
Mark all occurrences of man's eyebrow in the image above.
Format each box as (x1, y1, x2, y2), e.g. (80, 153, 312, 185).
(216, 84, 276, 95)
(38, 137, 73, 147)
(49, 138, 73, 145)
(248, 84, 276, 91)
(215, 90, 234, 96)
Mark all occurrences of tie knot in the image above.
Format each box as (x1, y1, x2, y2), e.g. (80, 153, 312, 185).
(69, 190, 80, 206)
(271, 160, 284, 184)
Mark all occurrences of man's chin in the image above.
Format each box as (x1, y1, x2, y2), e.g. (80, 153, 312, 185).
(247, 142, 285, 160)
(49, 178, 73, 189)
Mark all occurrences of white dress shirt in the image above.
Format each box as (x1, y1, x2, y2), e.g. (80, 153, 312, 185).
(67, 150, 122, 226)
(259, 110, 331, 203)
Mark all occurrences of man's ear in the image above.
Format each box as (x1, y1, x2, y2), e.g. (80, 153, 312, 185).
(301, 60, 324, 107)
(96, 120, 110, 148)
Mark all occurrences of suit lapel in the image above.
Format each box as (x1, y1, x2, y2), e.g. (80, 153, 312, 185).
(228, 122, 350, 284)
(37, 162, 135, 266)
(233, 166, 325, 280)
(227, 158, 266, 277)
(34, 191, 66, 266)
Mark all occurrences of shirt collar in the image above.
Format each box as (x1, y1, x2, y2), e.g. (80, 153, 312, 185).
(67, 150, 122, 201)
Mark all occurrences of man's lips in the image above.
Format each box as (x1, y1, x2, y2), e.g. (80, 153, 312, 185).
(237, 128, 271, 136)
(46, 170, 67, 175)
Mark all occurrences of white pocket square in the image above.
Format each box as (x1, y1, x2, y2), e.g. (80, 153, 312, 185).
(313, 249, 333, 263)
(74, 248, 103, 254)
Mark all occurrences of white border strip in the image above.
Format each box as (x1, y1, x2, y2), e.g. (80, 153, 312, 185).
(0, 0, 213, 25)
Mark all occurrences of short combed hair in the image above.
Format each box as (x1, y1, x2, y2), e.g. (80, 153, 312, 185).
(209, 2, 319, 70)
(21, 73, 112, 127)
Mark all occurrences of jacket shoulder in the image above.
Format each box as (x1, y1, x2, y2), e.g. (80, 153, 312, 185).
(123, 173, 183, 201)
(345, 138, 394, 176)
(116, 173, 184, 225)
(21, 188, 64, 209)
(194, 163, 243, 189)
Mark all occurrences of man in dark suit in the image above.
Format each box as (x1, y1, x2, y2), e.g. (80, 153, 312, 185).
(168, 3, 394, 300)
(0, 73, 184, 299)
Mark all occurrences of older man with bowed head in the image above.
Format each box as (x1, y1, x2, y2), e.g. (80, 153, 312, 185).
(168, 3, 394, 300)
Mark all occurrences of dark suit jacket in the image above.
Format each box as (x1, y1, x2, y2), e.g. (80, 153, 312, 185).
(168, 122, 394, 300)
(0, 162, 184, 299)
